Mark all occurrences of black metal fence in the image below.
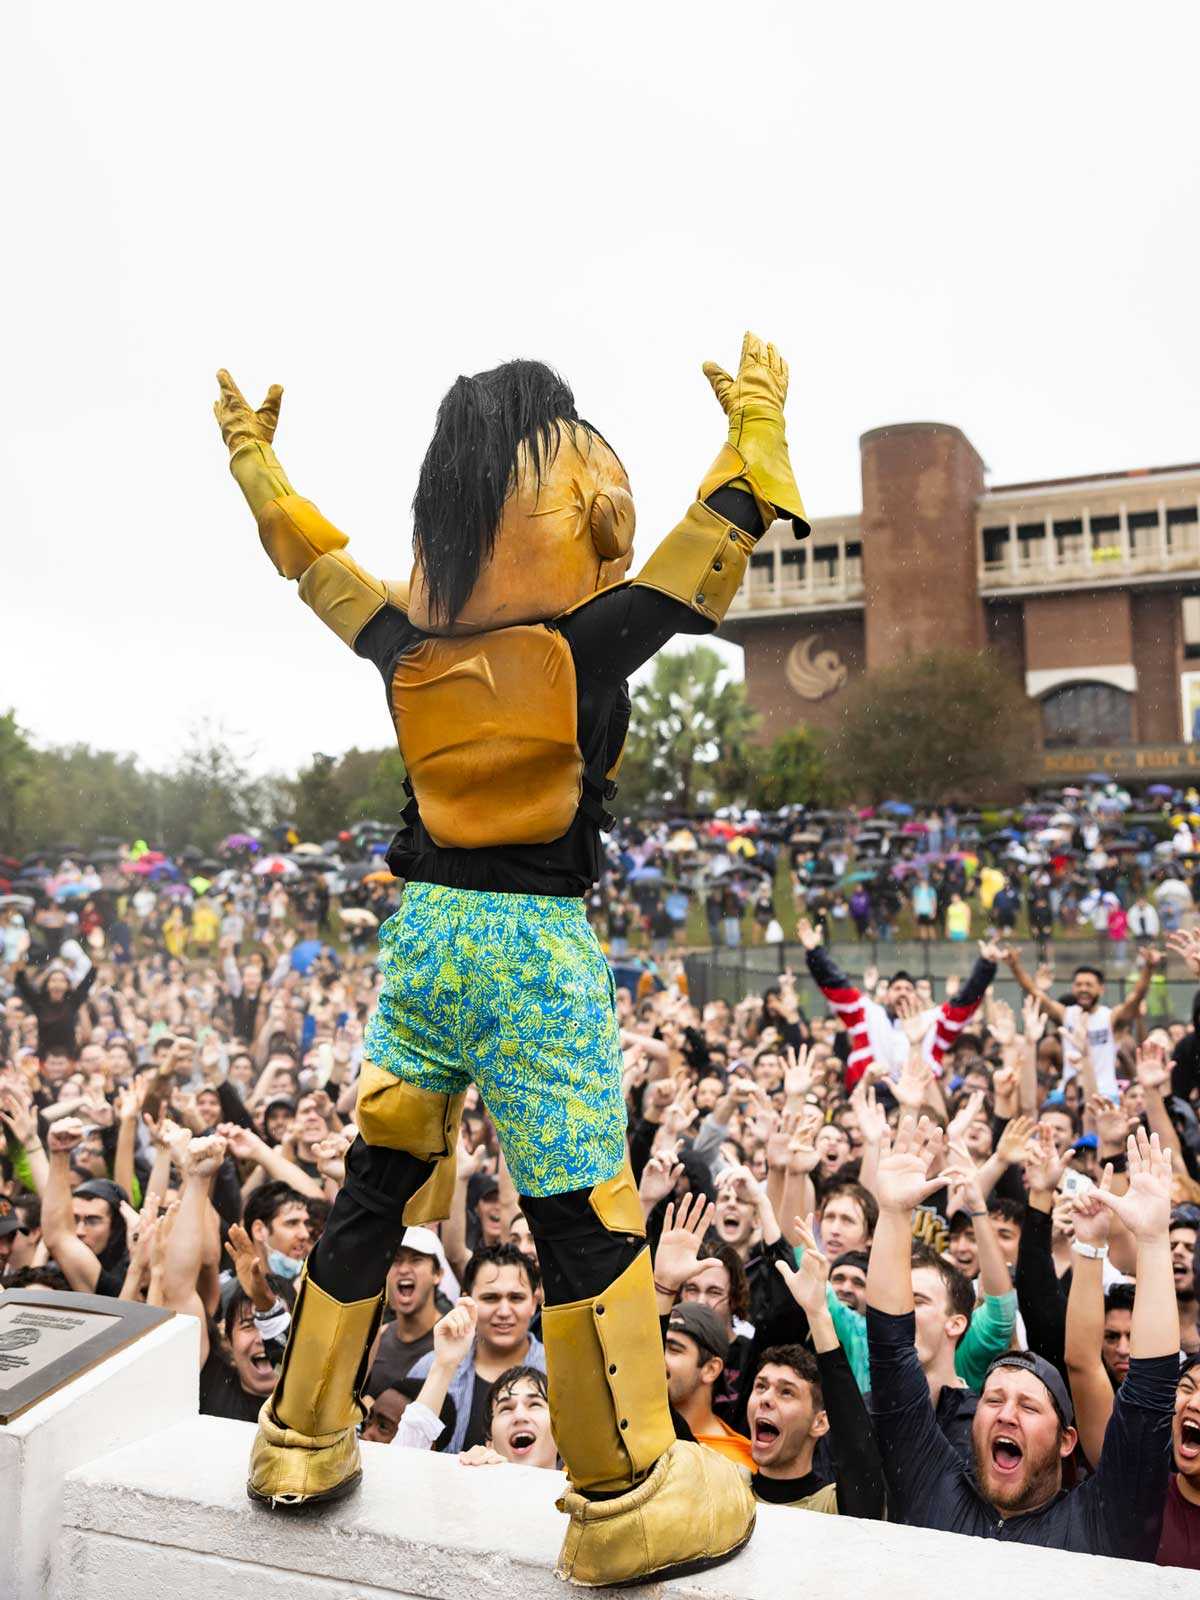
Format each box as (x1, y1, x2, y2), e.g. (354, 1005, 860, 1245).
(682, 938, 1196, 1023)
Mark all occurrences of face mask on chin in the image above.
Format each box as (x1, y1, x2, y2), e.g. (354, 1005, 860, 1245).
(266, 1248, 304, 1280)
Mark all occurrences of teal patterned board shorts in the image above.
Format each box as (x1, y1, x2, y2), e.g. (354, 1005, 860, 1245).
(363, 882, 627, 1197)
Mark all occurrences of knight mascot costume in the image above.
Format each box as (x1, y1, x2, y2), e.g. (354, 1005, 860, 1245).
(214, 333, 807, 1587)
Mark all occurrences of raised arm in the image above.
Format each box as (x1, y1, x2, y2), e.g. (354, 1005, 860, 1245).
(1063, 1175, 1116, 1467)
(1002, 946, 1066, 1026)
(41, 1120, 101, 1292)
(559, 334, 807, 685)
(1111, 946, 1160, 1032)
(213, 369, 412, 656)
(777, 1215, 885, 1520)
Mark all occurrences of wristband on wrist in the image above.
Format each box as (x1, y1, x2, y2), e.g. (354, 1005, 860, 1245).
(1072, 1240, 1109, 1260)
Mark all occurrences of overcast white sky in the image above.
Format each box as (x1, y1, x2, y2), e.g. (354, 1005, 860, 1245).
(5, 2, 1199, 776)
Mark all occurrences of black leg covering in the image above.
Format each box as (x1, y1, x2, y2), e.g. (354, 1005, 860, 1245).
(521, 1188, 643, 1306)
(307, 1137, 432, 1303)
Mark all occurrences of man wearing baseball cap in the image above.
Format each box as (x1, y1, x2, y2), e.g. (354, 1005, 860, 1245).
(868, 1118, 1179, 1558)
(365, 1227, 447, 1399)
(664, 1303, 752, 1469)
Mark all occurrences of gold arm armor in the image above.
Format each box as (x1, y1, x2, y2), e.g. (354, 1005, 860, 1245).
(631, 495, 753, 628)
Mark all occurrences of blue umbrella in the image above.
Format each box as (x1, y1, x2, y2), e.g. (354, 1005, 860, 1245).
(629, 865, 664, 883)
(54, 882, 92, 902)
(880, 801, 914, 816)
(290, 939, 324, 974)
(1146, 784, 1174, 797)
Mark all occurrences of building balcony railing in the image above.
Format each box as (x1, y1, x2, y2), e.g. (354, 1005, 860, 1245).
(980, 523, 1200, 592)
(727, 569, 866, 613)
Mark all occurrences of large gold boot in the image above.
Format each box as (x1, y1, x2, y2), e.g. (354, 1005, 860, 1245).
(540, 1177, 755, 1588)
(246, 1267, 383, 1508)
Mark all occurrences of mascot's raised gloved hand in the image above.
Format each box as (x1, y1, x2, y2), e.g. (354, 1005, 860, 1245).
(214, 368, 284, 454)
(701, 331, 809, 538)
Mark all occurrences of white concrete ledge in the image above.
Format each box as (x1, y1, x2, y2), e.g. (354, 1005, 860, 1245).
(56, 1415, 1197, 1600)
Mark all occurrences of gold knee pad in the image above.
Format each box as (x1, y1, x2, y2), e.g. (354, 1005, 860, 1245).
(354, 1061, 466, 1225)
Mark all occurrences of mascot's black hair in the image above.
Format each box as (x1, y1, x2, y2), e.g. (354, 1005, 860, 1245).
(413, 358, 604, 627)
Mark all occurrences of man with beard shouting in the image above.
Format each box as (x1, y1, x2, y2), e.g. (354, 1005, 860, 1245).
(866, 1117, 1178, 1560)
(1003, 945, 1160, 1098)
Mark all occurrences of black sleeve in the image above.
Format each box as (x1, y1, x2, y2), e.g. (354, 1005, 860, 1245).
(558, 586, 710, 687)
(1015, 1205, 1067, 1374)
(953, 957, 996, 1012)
(805, 944, 856, 995)
(627, 1115, 657, 1185)
(1172, 1032, 1200, 1102)
(559, 485, 763, 687)
(815, 1342, 886, 1521)
(351, 603, 426, 682)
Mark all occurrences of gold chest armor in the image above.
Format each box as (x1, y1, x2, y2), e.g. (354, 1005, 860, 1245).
(390, 625, 583, 851)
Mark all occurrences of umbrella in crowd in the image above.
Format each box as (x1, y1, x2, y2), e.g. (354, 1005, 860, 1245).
(220, 833, 261, 853)
(362, 870, 396, 885)
(290, 939, 324, 973)
(338, 907, 379, 929)
(253, 855, 300, 878)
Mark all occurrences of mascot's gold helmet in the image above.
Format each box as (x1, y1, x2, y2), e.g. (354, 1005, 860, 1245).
(407, 360, 635, 635)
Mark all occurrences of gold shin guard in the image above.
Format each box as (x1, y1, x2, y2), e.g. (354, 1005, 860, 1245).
(542, 1244, 755, 1586)
(354, 1062, 465, 1225)
(247, 1268, 383, 1508)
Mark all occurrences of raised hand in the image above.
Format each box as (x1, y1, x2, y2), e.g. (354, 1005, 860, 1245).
(703, 331, 788, 418)
(776, 1213, 831, 1320)
(48, 1117, 85, 1156)
(795, 918, 822, 952)
(995, 1113, 1036, 1167)
(787, 1107, 825, 1174)
(0, 1087, 37, 1148)
(1071, 1168, 1114, 1249)
(1166, 928, 1200, 977)
(849, 1080, 888, 1147)
(1023, 1122, 1068, 1195)
(947, 1088, 986, 1150)
(1022, 993, 1048, 1043)
(783, 1044, 812, 1102)
(989, 999, 1016, 1049)
(978, 939, 1008, 964)
(991, 1064, 1019, 1117)
(875, 1116, 946, 1213)
(1095, 1130, 1172, 1242)
(1086, 1093, 1132, 1154)
(182, 1134, 227, 1182)
(639, 1144, 684, 1207)
(654, 1192, 716, 1294)
(433, 1298, 478, 1368)
(1135, 1044, 1170, 1094)
(224, 1221, 274, 1307)
(313, 1130, 351, 1186)
(894, 1047, 934, 1111)
(216, 1120, 261, 1162)
(213, 369, 283, 453)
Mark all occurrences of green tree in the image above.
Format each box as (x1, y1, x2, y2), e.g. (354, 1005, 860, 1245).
(827, 650, 1038, 804)
(623, 647, 757, 814)
(743, 726, 839, 810)
(0, 709, 38, 854)
(156, 722, 267, 851)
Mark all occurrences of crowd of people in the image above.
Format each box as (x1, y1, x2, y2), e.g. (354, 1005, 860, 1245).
(2, 824, 1200, 1573)
(604, 783, 1200, 957)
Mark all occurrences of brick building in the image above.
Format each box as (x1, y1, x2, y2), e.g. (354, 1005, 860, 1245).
(721, 422, 1200, 783)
